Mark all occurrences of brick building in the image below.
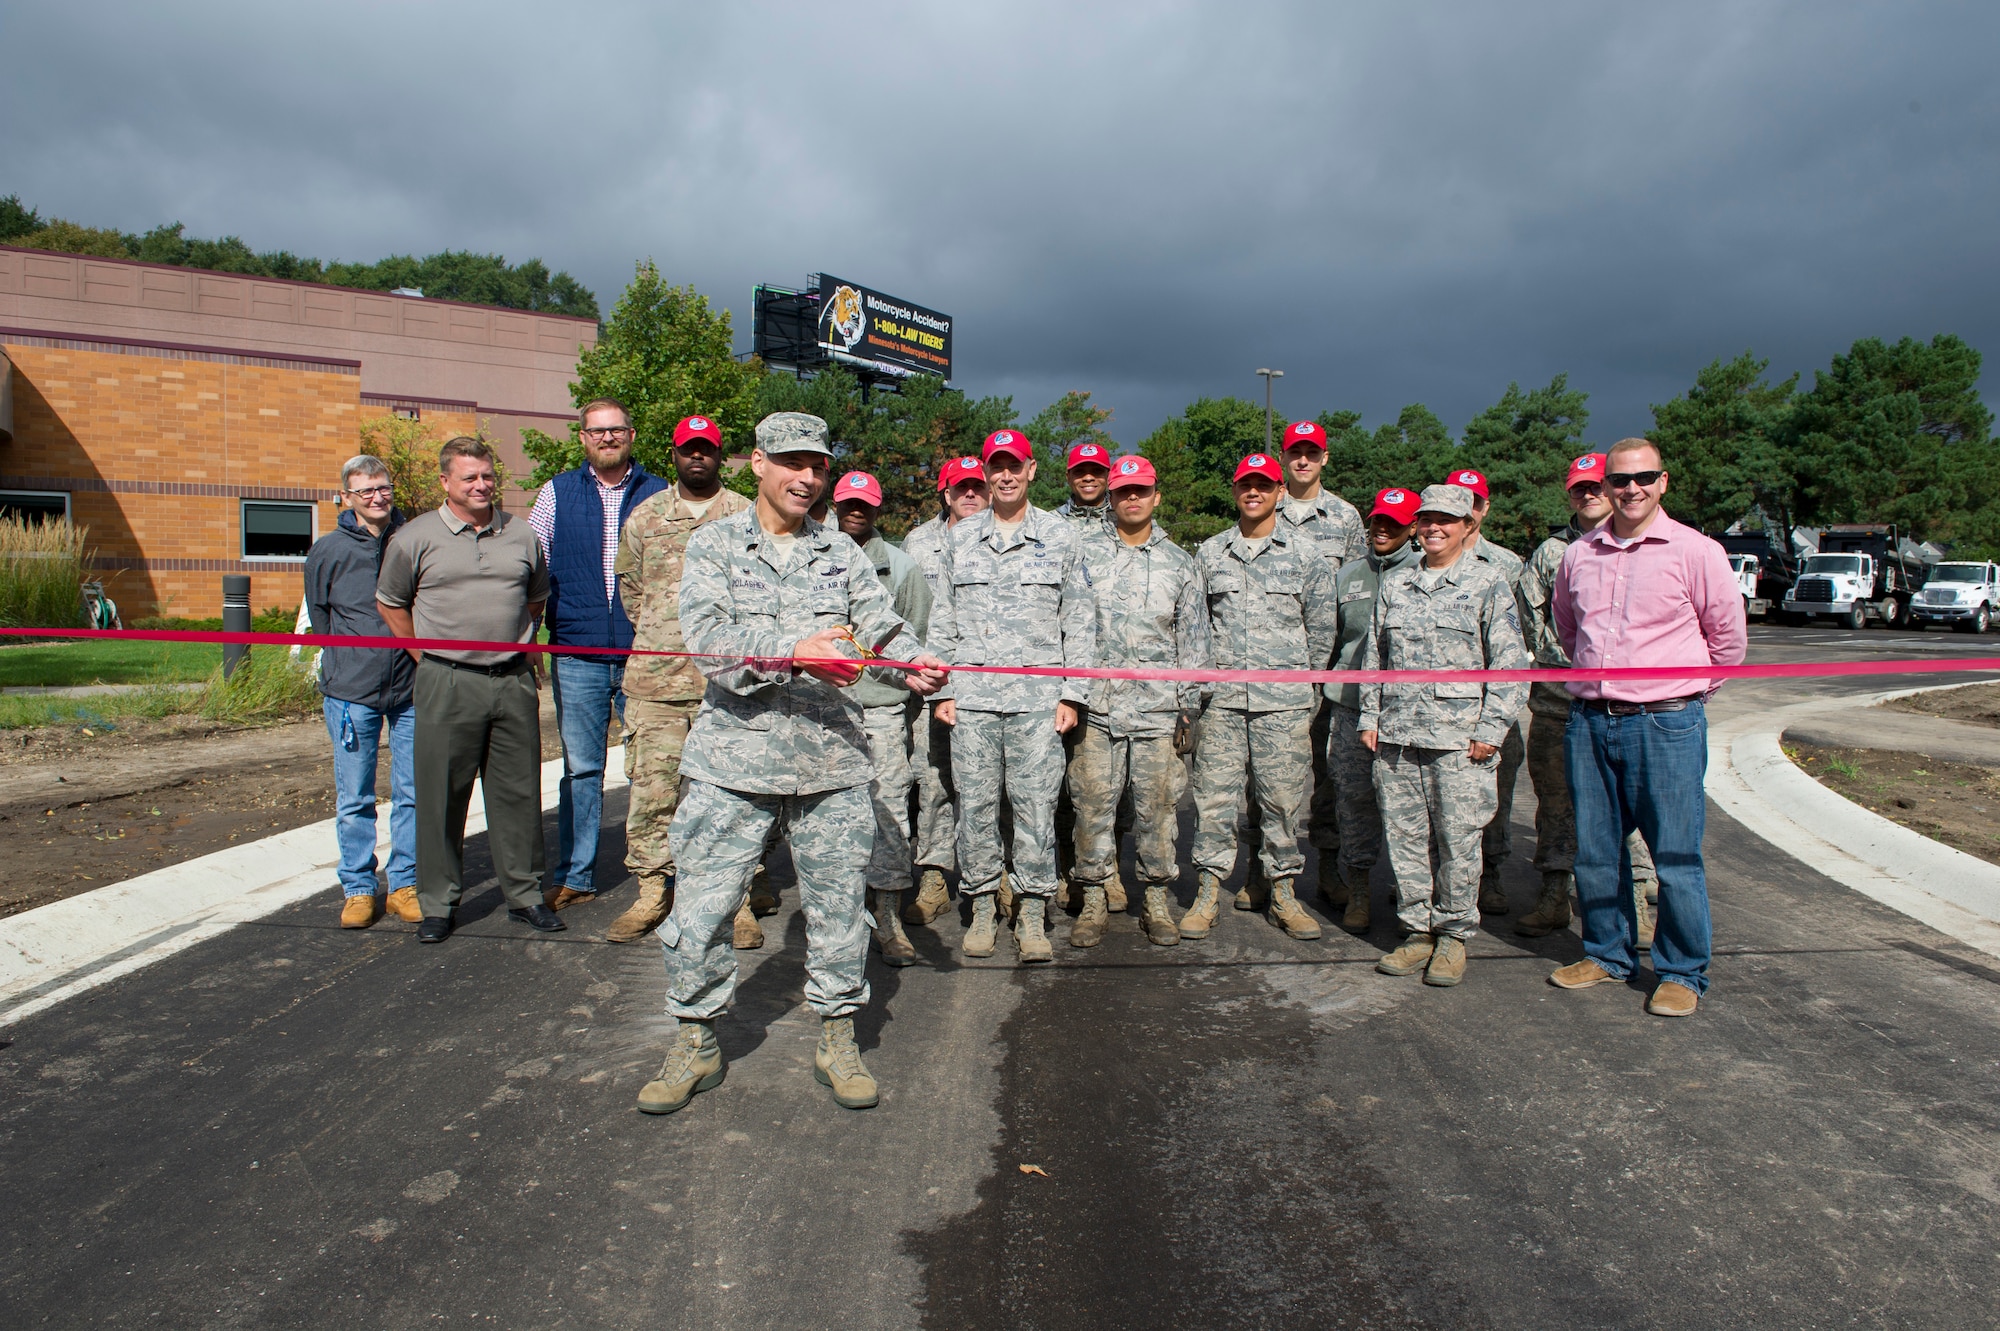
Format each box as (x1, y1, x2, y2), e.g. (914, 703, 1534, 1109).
(0, 244, 596, 618)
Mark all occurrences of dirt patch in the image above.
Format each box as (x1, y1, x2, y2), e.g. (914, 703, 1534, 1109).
(1882, 681, 2000, 729)
(0, 695, 567, 920)
(1787, 741, 2000, 867)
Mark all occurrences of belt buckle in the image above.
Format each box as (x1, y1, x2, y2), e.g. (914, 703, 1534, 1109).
(1606, 700, 1643, 717)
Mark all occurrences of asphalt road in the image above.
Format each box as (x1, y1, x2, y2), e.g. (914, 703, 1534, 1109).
(3, 625, 1997, 1329)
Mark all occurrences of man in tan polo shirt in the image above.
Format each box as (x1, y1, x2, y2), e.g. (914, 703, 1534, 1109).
(377, 436, 555, 943)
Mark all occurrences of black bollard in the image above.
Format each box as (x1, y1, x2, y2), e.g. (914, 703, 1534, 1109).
(222, 575, 251, 678)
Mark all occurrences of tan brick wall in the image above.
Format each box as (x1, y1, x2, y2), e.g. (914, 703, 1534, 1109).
(1, 341, 359, 617)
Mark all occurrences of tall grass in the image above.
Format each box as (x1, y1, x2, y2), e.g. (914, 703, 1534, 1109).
(0, 517, 87, 628)
(197, 648, 322, 724)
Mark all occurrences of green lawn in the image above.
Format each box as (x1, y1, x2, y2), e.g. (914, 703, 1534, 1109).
(0, 639, 224, 688)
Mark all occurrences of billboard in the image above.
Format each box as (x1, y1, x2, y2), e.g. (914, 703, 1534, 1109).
(814, 274, 953, 379)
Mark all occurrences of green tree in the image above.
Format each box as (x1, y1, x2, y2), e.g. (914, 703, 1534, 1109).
(1648, 351, 1798, 535)
(1457, 374, 1591, 552)
(0, 195, 44, 241)
(17, 219, 129, 258)
(1137, 396, 1271, 547)
(520, 261, 763, 488)
(1022, 390, 1116, 508)
(1318, 403, 1458, 502)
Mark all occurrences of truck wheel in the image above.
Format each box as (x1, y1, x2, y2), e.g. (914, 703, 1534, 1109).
(1880, 597, 1904, 629)
(1976, 606, 1992, 634)
(1844, 604, 1866, 631)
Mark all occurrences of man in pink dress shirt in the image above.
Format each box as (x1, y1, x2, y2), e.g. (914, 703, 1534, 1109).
(1547, 437, 1747, 1017)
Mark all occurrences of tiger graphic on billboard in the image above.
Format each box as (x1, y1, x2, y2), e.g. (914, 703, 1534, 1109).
(819, 284, 866, 351)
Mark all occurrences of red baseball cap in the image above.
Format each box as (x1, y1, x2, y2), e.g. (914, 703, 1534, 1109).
(1565, 453, 1608, 490)
(1370, 487, 1421, 525)
(1234, 453, 1283, 484)
(834, 471, 883, 508)
(673, 415, 723, 448)
(1443, 467, 1489, 499)
(1283, 420, 1327, 450)
(1067, 441, 1111, 471)
(983, 429, 1033, 463)
(939, 456, 985, 491)
(1107, 456, 1156, 491)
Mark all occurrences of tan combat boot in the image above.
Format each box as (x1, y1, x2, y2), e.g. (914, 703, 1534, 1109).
(1180, 871, 1224, 939)
(384, 886, 424, 923)
(1268, 877, 1322, 940)
(1424, 935, 1467, 987)
(1513, 871, 1573, 938)
(870, 889, 915, 967)
(1234, 862, 1270, 912)
(340, 894, 381, 929)
(733, 901, 764, 950)
(1376, 933, 1436, 976)
(1105, 866, 1128, 913)
(1634, 881, 1656, 951)
(637, 1020, 725, 1115)
(1015, 896, 1054, 964)
(1141, 885, 1181, 946)
(748, 864, 779, 917)
(997, 871, 1016, 922)
(1069, 885, 1109, 948)
(1055, 874, 1079, 913)
(903, 867, 951, 926)
(1318, 856, 1348, 908)
(962, 893, 1000, 958)
(1478, 868, 1509, 916)
(1341, 866, 1371, 934)
(814, 1016, 879, 1108)
(607, 873, 674, 943)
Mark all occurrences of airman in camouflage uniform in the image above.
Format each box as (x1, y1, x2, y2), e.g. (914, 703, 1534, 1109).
(1513, 453, 1659, 939)
(1184, 452, 1340, 942)
(927, 430, 1096, 964)
(1275, 420, 1369, 907)
(1360, 484, 1529, 988)
(1322, 487, 1423, 934)
(608, 442, 751, 944)
(1449, 468, 1530, 916)
(1050, 441, 1117, 908)
(1068, 456, 1209, 948)
(639, 414, 948, 1117)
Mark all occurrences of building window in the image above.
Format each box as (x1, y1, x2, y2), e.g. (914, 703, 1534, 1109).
(0, 490, 71, 525)
(392, 405, 420, 421)
(242, 500, 315, 559)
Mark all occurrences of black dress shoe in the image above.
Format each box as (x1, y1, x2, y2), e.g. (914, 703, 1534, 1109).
(418, 916, 453, 944)
(509, 904, 567, 933)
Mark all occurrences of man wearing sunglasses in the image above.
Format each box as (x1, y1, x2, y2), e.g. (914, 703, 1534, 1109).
(1550, 439, 1746, 1018)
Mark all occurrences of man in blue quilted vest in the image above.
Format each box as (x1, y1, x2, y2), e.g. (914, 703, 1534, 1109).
(528, 397, 670, 912)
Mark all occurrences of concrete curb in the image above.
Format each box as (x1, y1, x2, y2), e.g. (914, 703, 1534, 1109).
(0, 746, 626, 1025)
(1706, 689, 2000, 960)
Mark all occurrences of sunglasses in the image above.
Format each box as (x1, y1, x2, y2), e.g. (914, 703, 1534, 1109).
(1608, 470, 1664, 489)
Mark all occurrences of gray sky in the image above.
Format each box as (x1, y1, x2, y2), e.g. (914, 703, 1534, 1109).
(5, 0, 1996, 446)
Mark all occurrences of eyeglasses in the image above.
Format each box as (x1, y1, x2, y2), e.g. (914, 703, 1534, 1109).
(581, 426, 634, 440)
(1569, 482, 1606, 498)
(1607, 471, 1664, 489)
(346, 485, 394, 500)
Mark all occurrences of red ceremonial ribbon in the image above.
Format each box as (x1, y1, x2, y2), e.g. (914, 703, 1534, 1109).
(3, 626, 1998, 686)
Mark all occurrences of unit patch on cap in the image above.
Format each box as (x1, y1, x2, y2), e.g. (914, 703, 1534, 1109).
(1457, 471, 1480, 484)
(994, 431, 1014, 445)
(689, 417, 708, 430)
(1294, 422, 1314, 435)
(846, 475, 866, 488)
(1250, 455, 1269, 467)
(1119, 459, 1140, 474)
(1384, 489, 1405, 504)
(1078, 445, 1100, 458)
(1573, 455, 1597, 470)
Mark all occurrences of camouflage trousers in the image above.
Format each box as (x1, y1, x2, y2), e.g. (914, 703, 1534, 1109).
(1307, 698, 1342, 853)
(863, 702, 917, 894)
(1374, 742, 1498, 941)
(953, 708, 1064, 899)
(623, 697, 699, 879)
(1527, 705, 1657, 881)
(1192, 706, 1313, 883)
(1327, 704, 1384, 876)
(1069, 724, 1181, 888)
(910, 705, 957, 872)
(662, 779, 873, 1021)
(1478, 721, 1525, 884)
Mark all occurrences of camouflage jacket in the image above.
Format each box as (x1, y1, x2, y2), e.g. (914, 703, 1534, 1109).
(848, 532, 942, 710)
(677, 508, 924, 796)
(901, 512, 953, 600)
(1357, 555, 1529, 750)
(929, 505, 1096, 713)
(1471, 533, 1525, 592)
(616, 484, 752, 701)
(1519, 522, 1585, 715)
(1324, 540, 1420, 711)
(1278, 489, 1367, 573)
(1195, 523, 1338, 713)
(1078, 523, 1210, 736)
(1054, 498, 1112, 538)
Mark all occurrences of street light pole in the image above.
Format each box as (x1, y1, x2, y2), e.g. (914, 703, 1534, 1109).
(1256, 368, 1284, 452)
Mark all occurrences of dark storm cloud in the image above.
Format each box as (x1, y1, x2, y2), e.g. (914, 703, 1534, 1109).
(5, 1, 1996, 446)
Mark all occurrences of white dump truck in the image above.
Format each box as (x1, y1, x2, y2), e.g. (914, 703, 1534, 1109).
(1781, 524, 1935, 629)
(1909, 560, 2000, 633)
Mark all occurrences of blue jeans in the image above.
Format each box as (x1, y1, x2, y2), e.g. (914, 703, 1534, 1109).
(1565, 699, 1713, 994)
(551, 655, 625, 892)
(323, 696, 416, 896)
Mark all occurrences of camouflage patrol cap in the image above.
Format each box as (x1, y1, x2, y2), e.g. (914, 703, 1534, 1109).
(754, 412, 833, 456)
(1416, 483, 1476, 518)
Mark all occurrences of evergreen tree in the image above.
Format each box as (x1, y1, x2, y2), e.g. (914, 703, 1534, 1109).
(1648, 351, 1798, 535)
(1024, 390, 1117, 509)
(1457, 375, 1591, 551)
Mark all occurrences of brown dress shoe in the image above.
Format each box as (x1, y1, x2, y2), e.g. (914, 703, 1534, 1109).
(1647, 980, 1699, 1017)
(549, 886, 596, 912)
(384, 887, 423, 922)
(1549, 958, 1620, 989)
(340, 894, 381, 929)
